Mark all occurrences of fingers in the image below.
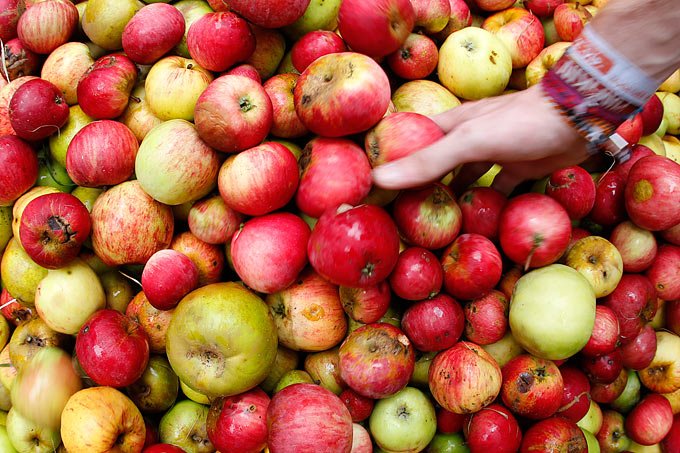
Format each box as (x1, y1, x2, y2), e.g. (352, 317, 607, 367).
(490, 169, 523, 195)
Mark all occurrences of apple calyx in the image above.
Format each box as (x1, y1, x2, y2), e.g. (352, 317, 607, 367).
(44, 215, 76, 245)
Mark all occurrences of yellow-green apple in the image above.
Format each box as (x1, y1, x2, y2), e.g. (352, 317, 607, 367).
(526, 41, 570, 86)
(81, 0, 143, 50)
(387, 32, 439, 79)
(339, 282, 391, 324)
(0, 344, 16, 391)
(91, 181, 174, 266)
(0, 0, 22, 42)
(274, 370, 314, 393)
(610, 369, 642, 413)
(659, 69, 680, 92)
(625, 155, 680, 230)
(391, 79, 461, 115)
(411, 0, 451, 33)
(369, 386, 436, 452)
(10, 347, 81, 429)
(0, 237, 48, 307)
(546, 165, 597, 219)
(0, 135, 38, 207)
(294, 52, 391, 137)
(227, 0, 310, 28)
(523, 417, 587, 451)
(188, 195, 243, 245)
(554, 3, 592, 41)
(187, 12, 254, 72)
(305, 347, 348, 395)
(49, 104, 93, 167)
(141, 250, 199, 311)
(282, 0, 341, 39)
(126, 355, 179, 414)
(542, 17, 561, 46)
(620, 323, 656, 371)
(525, 0, 565, 16)
(231, 213, 310, 294)
(170, 231, 224, 286)
(0, 309, 9, 348)
(580, 305, 619, 357)
(118, 83, 163, 141)
(639, 331, 680, 394)
(501, 354, 564, 419)
(61, 386, 146, 453)
(658, 92, 680, 135)
(429, 341, 501, 414)
(40, 42, 93, 105)
(244, 24, 286, 81)
(308, 204, 399, 288)
(126, 291, 174, 354)
(173, 0, 213, 58)
(481, 330, 525, 368)
(77, 53, 137, 119)
(402, 293, 464, 351)
(597, 410, 631, 451)
(0, 206, 11, 252)
(639, 132, 667, 155)
(266, 267, 347, 352)
(556, 365, 591, 423)
(207, 388, 270, 453)
(145, 55, 213, 121)
(8, 316, 70, 372)
(259, 346, 300, 393)
(610, 220, 657, 273)
(291, 30, 346, 73)
(626, 441, 663, 452)
(194, 74, 272, 153)
(166, 282, 278, 397)
(100, 270, 135, 313)
(179, 379, 211, 405)
(626, 394, 673, 446)
(263, 73, 309, 139)
(0, 76, 39, 137)
(16, 0, 78, 54)
(6, 407, 61, 452)
(432, 0, 471, 43)
(438, 27, 512, 100)
(464, 403, 522, 453)
(663, 135, 680, 164)
(9, 78, 69, 141)
(122, 3, 185, 65)
(603, 274, 657, 345)
(0, 425, 14, 453)
(35, 258, 106, 335)
(482, 8, 545, 69)
(566, 236, 623, 298)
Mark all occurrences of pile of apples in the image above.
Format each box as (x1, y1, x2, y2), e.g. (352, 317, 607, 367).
(1, 0, 680, 452)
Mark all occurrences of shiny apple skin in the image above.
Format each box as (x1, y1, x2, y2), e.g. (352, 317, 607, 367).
(389, 247, 443, 301)
(501, 354, 564, 420)
(9, 78, 69, 141)
(625, 393, 673, 446)
(206, 387, 270, 453)
(519, 416, 587, 453)
(0, 135, 38, 207)
(603, 273, 657, 345)
(441, 233, 503, 300)
(187, 12, 255, 72)
(458, 186, 507, 241)
(589, 171, 627, 227)
(464, 290, 508, 345)
(556, 365, 591, 423)
(76, 54, 137, 120)
(620, 323, 657, 371)
(625, 155, 680, 231)
(122, 3, 186, 65)
(580, 305, 619, 358)
(463, 403, 522, 453)
(401, 293, 464, 352)
(545, 165, 596, 219)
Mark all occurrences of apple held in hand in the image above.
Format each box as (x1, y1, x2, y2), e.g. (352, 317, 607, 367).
(77, 54, 138, 120)
(207, 387, 270, 453)
(141, 250, 199, 311)
(0, 135, 38, 207)
(122, 3, 186, 65)
(9, 78, 69, 141)
(625, 155, 680, 231)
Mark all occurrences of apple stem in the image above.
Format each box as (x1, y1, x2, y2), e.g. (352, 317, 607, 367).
(0, 298, 16, 310)
(0, 40, 10, 84)
(118, 271, 142, 287)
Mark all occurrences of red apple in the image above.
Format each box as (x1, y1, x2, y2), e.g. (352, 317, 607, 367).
(590, 367, 627, 404)
(603, 273, 657, 345)
(267, 383, 352, 453)
(226, 64, 261, 84)
(337, 0, 414, 58)
(339, 388, 374, 423)
(475, 0, 516, 12)
(76, 309, 150, 388)
(437, 407, 466, 434)
(458, 186, 507, 242)
(524, 0, 564, 17)
(482, 7, 545, 69)
(393, 183, 462, 250)
(387, 32, 439, 79)
(9, 78, 69, 141)
(499, 265, 523, 300)
(389, 247, 443, 301)
(170, 232, 224, 287)
(625, 155, 680, 231)
(499, 193, 572, 269)
(194, 74, 273, 153)
(580, 305, 619, 358)
(411, 0, 451, 33)
(464, 403, 522, 453)
(16, 0, 78, 54)
(640, 93, 665, 136)
(0, 135, 38, 206)
(646, 244, 680, 300)
(0, 0, 23, 42)
(625, 394, 673, 446)
(433, 0, 471, 41)
(295, 137, 372, 218)
(401, 293, 465, 352)
(580, 348, 623, 385)
(365, 111, 445, 167)
(207, 387, 270, 453)
(588, 171, 627, 227)
(669, 300, 680, 335)
(294, 52, 391, 137)
(0, 76, 39, 136)
(218, 141, 298, 216)
(122, 3, 186, 65)
(141, 250, 199, 311)
(226, 0, 311, 28)
(338, 323, 414, 399)
(291, 30, 347, 73)
(442, 233, 503, 300)
(231, 213, 310, 294)
(263, 73, 309, 139)
(77, 54, 137, 119)
(556, 365, 591, 423)
(520, 417, 586, 453)
(661, 413, 680, 452)
(609, 220, 658, 273)
(501, 354, 564, 420)
(613, 144, 655, 180)
(143, 445, 185, 453)
(66, 119, 139, 187)
(187, 196, 243, 245)
(3, 38, 40, 81)
(663, 221, 680, 246)
(464, 290, 508, 346)
(19, 192, 90, 269)
(620, 323, 657, 371)
(187, 12, 255, 72)
(308, 204, 399, 288)
(597, 410, 630, 453)
(339, 282, 391, 324)
(553, 3, 591, 41)
(545, 165, 596, 219)
(125, 291, 174, 355)
(614, 114, 644, 144)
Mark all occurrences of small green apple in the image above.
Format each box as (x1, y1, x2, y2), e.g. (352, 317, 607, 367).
(426, 432, 471, 453)
(577, 400, 603, 435)
(610, 369, 641, 413)
(35, 157, 74, 193)
(274, 370, 314, 393)
(70, 186, 104, 213)
(658, 91, 680, 135)
(159, 400, 213, 453)
(410, 351, 437, 388)
(126, 355, 179, 414)
(48, 104, 94, 168)
(282, 0, 342, 39)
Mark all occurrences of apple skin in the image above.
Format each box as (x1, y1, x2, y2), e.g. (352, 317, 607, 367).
(458, 186, 507, 242)
(580, 305, 620, 358)
(81, 0, 143, 51)
(661, 413, 680, 452)
(546, 165, 596, 219)
(244, 24, 287, 81)
(194, 74, 273, 154)
(553, 3, 591, 41)
(0, 76, 39, 137)
(603, 274, 657, 345)
(638, 331, 680, 394)
(526, 41, 571, 87)
(501, 354, 564, 420)
(429, 341, 502, 414)
(91, 180, 174, 267)
(625, 155, 680, 231)
(0, 135, 38, 207)
(267, 383, 352, 453)
(525, 0, 564, 17)
(76, 309, 150, 388)
(464, 290, 508, 346)
(187, 12, 255, 72)
(669, 300, 680, 335)
(39, 42, 93, 106)
(610, 220, 658, 273)
(126, 291, 174, 354)
(159, 399, 213, 452)
(614, 144, 656, 180)
(566, 236, 623, 299)
(77, 54, 138, 120)
(0, 288, 33, 326)
(387, 32, 439, 80)
(590, 366, 628, 404)
(339, 282, 391, 324)
(9, 78, 69, 141)
(432, 0, 471, 42)
(646, 244, 680, 301)
(391, 79, 461, 116)
(663, 221, 680, 246)
(520, 416, 587, 453)
(482, 7, 545, 69)
(308, 204, 399, 288)
(16, 0, 78, 54)
(206, 387, 270, 453)
(231, 213, 310, 294)
(640, 94, 665, 136)
(122, 3, 185, 65)
(294, 52, 391, 137)
(463, 403, 522, 453)
(188, 195, 243, 245)
(556, 365, 591, 423)
(263, 73, 309, 139)
(580, 348, 624, 385)
(171, 231, 224, 287)
(61, 386, 146, 453)
(401, 293, 464, 352)
(226, 64, 262, 83)
(475, 0, 516, 11)
(125, 355, 179, 414)
(620, 323, 657, 371)
(389, 247, 443, 301)
(441, 233, 503, 300)
(597, 410, 631, 452)
(227, 0, 310, 28)
(141, 250, 199, 311)
(144, 445, 185, 453)
(304, 347, 348, 395)
(291, 30, 347, 73)
(626, 394, 673, 446)
(340, 388, 374, 422)
(0, 0, 22, 42)
(6, 406, 61, 452)
(66, 119, 139, 187)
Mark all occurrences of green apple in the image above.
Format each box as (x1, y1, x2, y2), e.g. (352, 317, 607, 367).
(159, 400, 214, 453)
(82, 0, 143, 50)
(391, 80, 461, 117)
(369, 387, 437, 453)
(658, 91, 680, 135)
(410, 351, 437, 388)
(0, 425, 16, 453)
(627, 441, 662, 452)
(259, 346, 300, 393)
(576, 400, 603, 435)
(35, 157, 74, 193)
(6, 407, 61, 453)
(282, 0, 342, 40)
(126, 355, 179, 414)
(0, 238, 48, 307)
(173, 0, 214, 58)
(49, 105, 94, 168)
(245, 25, 286, 81)
(509, 264, 596, 360)
(35, 258, 106, 335)
(610, 369, 641, 413)
(470, 163, 502, 188)
(438, 27, 512, 100)
(274, 370, 314, 393)
(179, 380, 211, 405)
(541, 17, 560, 46)
(426, 432, 471, 453)
(0, 207, 11, 253)
(100, 271, 134, 313)
(480, 330, 525, 367)
(662, 135, 680, 164)
(580, 428, 600, 453)
(80, 251, 117, 276)
(166, 282, 278, 397)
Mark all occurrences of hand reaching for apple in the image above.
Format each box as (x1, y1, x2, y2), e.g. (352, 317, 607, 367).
(371, 84, 591, 193)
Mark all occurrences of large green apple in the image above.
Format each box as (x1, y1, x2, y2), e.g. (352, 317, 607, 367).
(48, 105, 94, 168)
(159, 400, 213, 453)
(509, 264, 596, 360)
(82, 0, 143, 50)
(369, 387, 437, 453)
(282, 0, 341, 40)
(0, 207, 11, 253)
(166, 282, 278, 397)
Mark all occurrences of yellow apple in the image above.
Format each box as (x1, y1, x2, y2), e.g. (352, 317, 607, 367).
(658, 69, 680, 93)
(663, 135, 680, 164)
(82, 0, 143, 50)
(179, 379, 211, 405)
(0, 207, 11, 253)
(282, 0, 342, 40)
(658, 91, 680, 134)
(526, 41, 571, 87)
(638, 133, 667, 156)
(118, 83, 163, 142)
(639, 331, 680, 394)
(662, 386, 680, 414)
(391, 80, 461, 116)
(627, 441, 662, 453)
(566, 236, 623, 298)
(480, 330, 525, 367)
(0, 238, 48, 307)
(6, 407, 61, 453)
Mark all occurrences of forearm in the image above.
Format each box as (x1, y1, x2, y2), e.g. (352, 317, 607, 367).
(589, 0, 680, 84)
